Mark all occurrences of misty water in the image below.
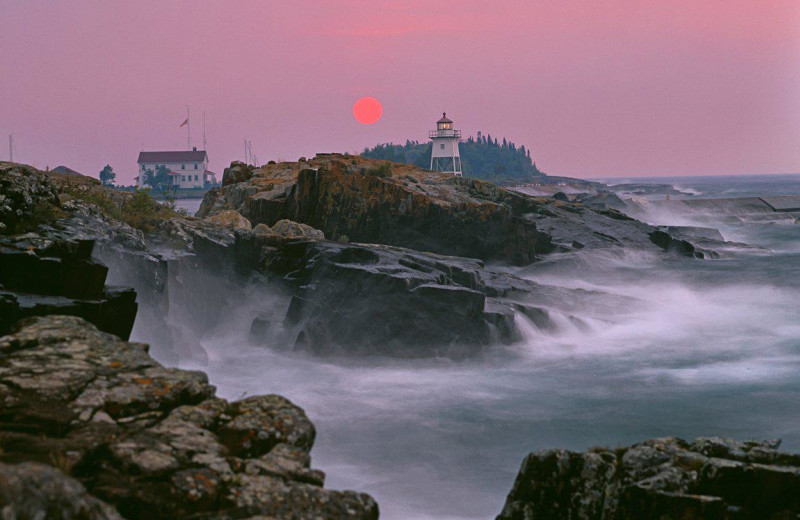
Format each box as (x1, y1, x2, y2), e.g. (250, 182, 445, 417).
(174, 174, 800, 520)
(174, 197, 203, 216)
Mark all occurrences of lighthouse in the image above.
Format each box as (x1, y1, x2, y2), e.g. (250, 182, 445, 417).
(429, 112, 462, 177)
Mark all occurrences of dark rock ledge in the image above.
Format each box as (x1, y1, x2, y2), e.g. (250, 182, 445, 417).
(0, 315, 378, 519)
(497, 436, 800, 520)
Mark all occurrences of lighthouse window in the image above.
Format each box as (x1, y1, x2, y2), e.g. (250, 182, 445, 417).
(440, 144, 445, 149)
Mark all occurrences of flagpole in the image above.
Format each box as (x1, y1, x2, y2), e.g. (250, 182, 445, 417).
(186, 105, 191, 150)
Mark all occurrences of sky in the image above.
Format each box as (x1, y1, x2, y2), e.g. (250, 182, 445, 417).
(1, 0, 799, 183)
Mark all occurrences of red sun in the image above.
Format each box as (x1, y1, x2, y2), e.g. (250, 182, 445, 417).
(353, 97, 383, 124)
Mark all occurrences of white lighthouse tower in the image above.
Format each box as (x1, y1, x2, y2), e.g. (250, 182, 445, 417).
(429, 112, 462, 177)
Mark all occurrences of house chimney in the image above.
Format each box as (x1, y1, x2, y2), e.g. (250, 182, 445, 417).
(192, 146, 197, 151)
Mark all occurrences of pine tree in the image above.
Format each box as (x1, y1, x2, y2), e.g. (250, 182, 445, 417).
(99, 164, 116, 186)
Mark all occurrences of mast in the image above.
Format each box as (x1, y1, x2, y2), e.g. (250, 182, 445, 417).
(186, 105, 191, 150)
(202, 112, 207, 150)
(8, 134, 12, 162)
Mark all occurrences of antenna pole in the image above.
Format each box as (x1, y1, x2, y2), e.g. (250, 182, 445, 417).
(203, 112, 207, 150)
(8, 134, 12, 162)
(186, 106, 191, 150)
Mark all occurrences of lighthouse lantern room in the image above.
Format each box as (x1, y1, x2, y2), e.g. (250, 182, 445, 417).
(429, 112, 462, 177)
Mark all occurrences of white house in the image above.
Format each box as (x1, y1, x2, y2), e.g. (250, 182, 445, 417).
(134, 148, 217, 189)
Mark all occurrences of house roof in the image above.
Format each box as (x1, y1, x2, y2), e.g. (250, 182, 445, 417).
(51, 165, 84, 176)
(437, 112, 452, 124)
(137, 150, 207, 163)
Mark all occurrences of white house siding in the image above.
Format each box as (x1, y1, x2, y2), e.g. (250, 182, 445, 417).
(136, 158, 209, 189)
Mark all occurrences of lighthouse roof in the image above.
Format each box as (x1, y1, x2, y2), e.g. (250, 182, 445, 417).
(437, 112, 452, 124)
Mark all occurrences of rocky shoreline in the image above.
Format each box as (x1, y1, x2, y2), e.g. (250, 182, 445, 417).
(0, 315, 377, 519)
(2, 159, 796, 518)
(497, 436, 800, 520)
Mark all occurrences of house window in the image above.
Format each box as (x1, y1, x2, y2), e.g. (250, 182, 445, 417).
(142, 164, 146, 171)
(194, 175, 198, 181)
(182, 175, 186, 181)
(440, 144, 445, 149)
(181, 164, 185, 170)
(194, 164, 198, 169)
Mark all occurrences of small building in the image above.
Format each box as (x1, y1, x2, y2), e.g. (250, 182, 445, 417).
(429, 112, 462, 176)
(135, 148, 216, 189)
(50, 165, 84, 176)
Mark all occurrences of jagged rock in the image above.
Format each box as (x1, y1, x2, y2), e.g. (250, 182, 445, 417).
(264, 240, 544, 357)
(0, 234, 138, 339)
(0, 316, 379, 520)
(497, 436, 800, 520)
(0, 161, 61, 235)
(578, 191, 628, 210)
(221, 161, 254, 187)
(204, 209, 252, 230)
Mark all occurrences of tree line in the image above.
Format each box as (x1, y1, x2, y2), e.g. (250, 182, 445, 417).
(361, 133, 545, 181)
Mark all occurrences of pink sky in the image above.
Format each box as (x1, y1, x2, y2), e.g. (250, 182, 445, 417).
(2, 0, 799, 183)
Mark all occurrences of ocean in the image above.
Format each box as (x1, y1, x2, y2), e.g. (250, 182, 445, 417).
(176, 173, 800, 520)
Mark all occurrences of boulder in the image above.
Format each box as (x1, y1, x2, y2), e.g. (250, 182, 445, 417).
(204, 209, 252, 230)
(497, 436, 800, 520)
(0, 462, 122, 520)
(254, 219, 325, 240)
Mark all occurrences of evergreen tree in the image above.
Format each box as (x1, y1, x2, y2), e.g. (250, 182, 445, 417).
(141, 165, 174, 193)
(99, 164, 116, 186)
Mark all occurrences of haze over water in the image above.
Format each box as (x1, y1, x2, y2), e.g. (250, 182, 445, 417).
(171, 173, 800, 520)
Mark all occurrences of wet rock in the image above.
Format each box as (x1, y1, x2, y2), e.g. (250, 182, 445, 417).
(497, 436, 800, 520)
(266, 240, 538, 357)
(578, 191, 628, 210)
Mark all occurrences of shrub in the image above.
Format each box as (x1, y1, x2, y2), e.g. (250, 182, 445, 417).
(64, 186, 180, 232)
(365, 162, 392, 178)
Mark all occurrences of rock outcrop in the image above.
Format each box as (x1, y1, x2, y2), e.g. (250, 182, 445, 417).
(200, 155, 710, 265)
(0, 232, 137, 339)
(497, 436, 800, 520)
(157, 216, 609, 358)
(0, 315, 378, 519)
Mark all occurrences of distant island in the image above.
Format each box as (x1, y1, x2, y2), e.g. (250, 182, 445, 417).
(361, 133, 545, 181)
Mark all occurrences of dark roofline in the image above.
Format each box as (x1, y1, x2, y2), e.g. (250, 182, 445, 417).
(137, 150, 208, 163)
